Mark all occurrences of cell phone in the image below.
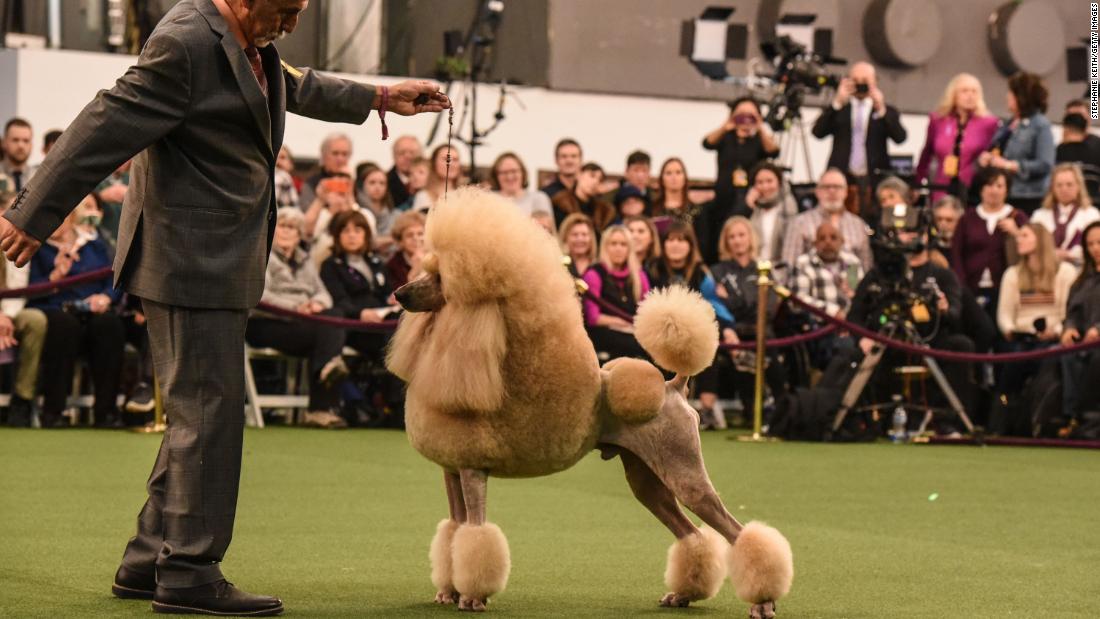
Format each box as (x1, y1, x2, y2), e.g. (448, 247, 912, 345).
(321, 177, 351, 194)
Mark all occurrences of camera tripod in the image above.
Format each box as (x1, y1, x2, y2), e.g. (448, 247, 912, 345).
(831, 320, 976, 436)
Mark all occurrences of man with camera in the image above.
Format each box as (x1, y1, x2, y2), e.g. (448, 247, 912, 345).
(812, 62, 907, 223)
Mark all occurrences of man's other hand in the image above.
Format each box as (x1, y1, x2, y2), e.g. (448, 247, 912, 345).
(386, 80, 451, 116)
(0, 217, 42, 267)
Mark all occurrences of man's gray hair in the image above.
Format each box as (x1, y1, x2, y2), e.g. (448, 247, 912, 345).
(932, 194, 964, 214)
(320, 132, 352, 155)
(875, 175, 910, 198)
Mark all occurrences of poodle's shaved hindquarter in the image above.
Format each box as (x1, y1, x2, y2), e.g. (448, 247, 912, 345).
(387, 188, 793, 616)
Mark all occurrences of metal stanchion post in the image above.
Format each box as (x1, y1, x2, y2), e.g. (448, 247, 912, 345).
(738, 260, 779, 443)
(132, 371, 167, 434)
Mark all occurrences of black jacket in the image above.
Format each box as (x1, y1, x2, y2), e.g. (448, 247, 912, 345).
(812, 102, 907, 177)
(319, 254, 393, 319)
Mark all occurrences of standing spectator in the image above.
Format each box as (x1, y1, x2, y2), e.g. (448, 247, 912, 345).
(299, 132, 353, 208)
(490, 151, 551, 216)
(1063, 99, 1100, 155)
(978, 72, 1054, 215)
(745, 162, 797, 268)
(385, 210, 426, 290)
(950, 167, 1029, 312)
(916, 73, 999, 203)
(249, 208, 349, 429)
(94, 160, 131, 245)
(581, 224, 650, 360)
(558, 213, 597, 278)
(624, 214, 660, 271)
(812, 62, 907, 219)
(359, 164, 397, 254)
(651, 157, 711, 260)
(550, 162, 616, 232)
(387, 135, 422, 208)
(1030, 163, 1100, 266)
(0, 191, 46, 427)
(29, 197, 125, 429)
(1, 118, 35, 192)
(411, 144, 461, 212)
(275, 145, 300, 208)
(540, 138, 582, 198)
(1056, 113, 1100, 169)
(42, 129, 63, 156)
(611, 150, 657, 207)
(703, 96, 779, 218)
(992, 223, 1077, 435)
(1061, 221, 1100, 421)
(782, 168, 873, 271)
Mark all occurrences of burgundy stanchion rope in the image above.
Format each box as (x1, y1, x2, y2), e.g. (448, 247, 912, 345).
(254, 301, 399, 333)
(0, 266, 114, 299)
(786, 294, 1100, 363)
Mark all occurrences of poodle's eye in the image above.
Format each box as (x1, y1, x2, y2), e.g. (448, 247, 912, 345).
(422, 252, 439, 274)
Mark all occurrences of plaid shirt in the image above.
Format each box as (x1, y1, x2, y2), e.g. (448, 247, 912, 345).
(791, 250, 865, 317)
(781, 207, 874, 272)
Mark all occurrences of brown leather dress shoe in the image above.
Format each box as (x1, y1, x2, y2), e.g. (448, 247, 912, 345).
(151, 580, 283, 616)
(112, 565, 156, 600)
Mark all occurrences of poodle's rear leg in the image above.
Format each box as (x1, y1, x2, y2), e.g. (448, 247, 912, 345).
(452, 469, 510, 612)
(431, 471, 466, 604)
(619, 448, 728, 608)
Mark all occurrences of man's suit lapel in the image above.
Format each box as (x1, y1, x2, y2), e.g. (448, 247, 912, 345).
(265, 45, 286, 155)
(219, 35, 273, 157)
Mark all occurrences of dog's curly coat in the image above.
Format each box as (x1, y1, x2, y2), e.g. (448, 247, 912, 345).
(387, 187, 793, 615)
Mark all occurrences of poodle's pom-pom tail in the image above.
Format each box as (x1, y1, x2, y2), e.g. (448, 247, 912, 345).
(633, 286, 719, 377)
(451, 522, 511, 600)
(664, 527, 729, 602)
(429, 518, 460, 593)
(604, 357, 665, 424)
(727, 521, 793, 604)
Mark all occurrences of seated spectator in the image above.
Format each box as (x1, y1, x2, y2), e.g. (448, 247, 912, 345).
(745, 162, 797, 269)
(299, 132, 353, 208)
(248, 208, 349, 429)
(93, 160, 130, 246)
(1061, 221, 1100, 421)
(540, 138, 583, 198)
(386, 210, 426, 290)
(1029, 163, 1100, 266)
(581, 225, 650, 360)
(930, 195, 998, 354)
(977, 72, 1054, 215)
(412, 145, 462, 212)
(608, 150, 657, 206)
(703, 96, 779, 218)
(991, 223, 1077, 435)
(490, 151, 552, 216)
(0, 191, 47, 427)
(647, 220, 735, 428)
(275, 145, 300, 209)
(708, 216, 788, 426)
(875, 176, 911, 214)
(624, 215, 660, 272)
(558, 213, 597, 278)
(29, 197, 125, 428)
(651, 157, 696, 219)
(42, 128, 62, 156)
(531, 210, 556, 235)
(613, 185, 649, 220)
(305, 171, 377, 267)
(388, 135, 423, 208)
(551, 162, 616, 232)
(790, 221, 863, 369)
(950, 167, 1029, 313)
(932, 195, 964, 256)
(1055, 112, 1100, 171)
(781, 168, 873, 271)
(319, 210, 399, 362)
(359, 164, 398, 255)
(398, 156, 430, 211)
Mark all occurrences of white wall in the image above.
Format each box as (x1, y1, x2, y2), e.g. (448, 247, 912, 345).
(0, 47, 1064, 186)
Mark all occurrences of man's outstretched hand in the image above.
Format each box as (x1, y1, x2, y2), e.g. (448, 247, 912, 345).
(385, 80, 451, 116)
(0, 217, 42, 268)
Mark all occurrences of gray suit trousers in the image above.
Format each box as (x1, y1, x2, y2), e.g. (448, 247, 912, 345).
(120, 299, 249, 588)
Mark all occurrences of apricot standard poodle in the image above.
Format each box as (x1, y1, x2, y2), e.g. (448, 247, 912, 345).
(387, 187, 793, 617)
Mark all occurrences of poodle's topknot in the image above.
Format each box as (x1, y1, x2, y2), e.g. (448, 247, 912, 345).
(633, 286, 718, 377)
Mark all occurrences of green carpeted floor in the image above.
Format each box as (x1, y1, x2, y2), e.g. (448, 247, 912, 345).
(0, 428, 1097, 618)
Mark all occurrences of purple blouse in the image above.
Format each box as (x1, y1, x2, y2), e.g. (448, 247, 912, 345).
(916, 112, 999, 200)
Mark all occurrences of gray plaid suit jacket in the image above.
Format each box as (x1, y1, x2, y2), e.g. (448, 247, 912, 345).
(3, 0, 376, 309)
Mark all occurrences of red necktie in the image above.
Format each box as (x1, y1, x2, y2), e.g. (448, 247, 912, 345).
(244, 46, 268, 97)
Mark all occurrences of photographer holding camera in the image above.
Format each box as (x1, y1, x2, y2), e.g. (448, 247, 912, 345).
(812, 62, 907, 223)
(703, 96, 779, 221)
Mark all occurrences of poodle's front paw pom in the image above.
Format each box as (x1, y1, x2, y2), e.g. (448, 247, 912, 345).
(435, 589, 459, 604)
(659, 592, 692, 608)
(458, 595, 487, 612)
(749, 600, 776, 619)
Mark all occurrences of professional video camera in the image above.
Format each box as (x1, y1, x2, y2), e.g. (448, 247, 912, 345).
(759, 35, 844, 131)
(867, 203, 943, 342)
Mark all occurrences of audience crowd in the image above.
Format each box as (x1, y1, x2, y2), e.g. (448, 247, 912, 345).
(1, 64, 1098, 439)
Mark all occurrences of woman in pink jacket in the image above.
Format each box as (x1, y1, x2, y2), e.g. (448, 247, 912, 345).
(916, 73, 1000, 203)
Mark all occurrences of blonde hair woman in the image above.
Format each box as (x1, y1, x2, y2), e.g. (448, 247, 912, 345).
(557, 213, 597, 278)
(581, 225, 650, 360)
(1031, 163, 1100, 266)
(623, 215, 660, 269)
(916, 73, 999, 202)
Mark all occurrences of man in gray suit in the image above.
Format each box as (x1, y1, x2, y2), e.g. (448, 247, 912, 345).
(0, 0, 448, 615)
